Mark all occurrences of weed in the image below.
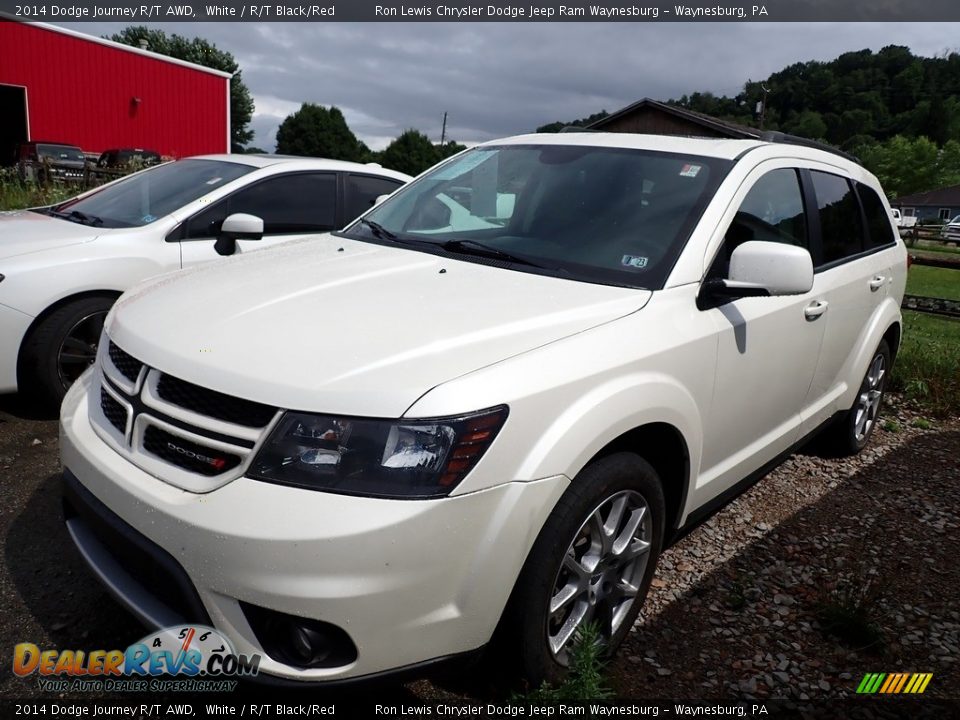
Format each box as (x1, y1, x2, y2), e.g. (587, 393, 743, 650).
(910, 417, 933, 430)
(514, 622, 613, 701)
(816, 575, 885, 653)
(881, 420, 901, 433)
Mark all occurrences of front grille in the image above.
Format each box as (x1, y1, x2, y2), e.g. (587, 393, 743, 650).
(100, 387, 127, 435)
(108, 342, 143, 383)
(156, 373, 276, 428)
(142, 425, 241, 477)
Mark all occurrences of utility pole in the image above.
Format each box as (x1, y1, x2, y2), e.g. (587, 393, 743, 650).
(440, 112, 448, 147)
(757, 84, 770, 130)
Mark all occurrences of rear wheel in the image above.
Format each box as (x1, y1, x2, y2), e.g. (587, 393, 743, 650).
(18, 295, 114, 412)
(820, 339, 891, 457)
(502, 453, 665, 686)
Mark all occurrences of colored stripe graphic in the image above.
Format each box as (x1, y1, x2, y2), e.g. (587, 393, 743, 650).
(857, 672, 932, 694)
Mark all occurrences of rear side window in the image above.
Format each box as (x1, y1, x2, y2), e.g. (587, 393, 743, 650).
(811, 171, 863, 266)
(344, 175, 403, 222)
(856, 182, 897, 250)
(184, 172, 337, 239)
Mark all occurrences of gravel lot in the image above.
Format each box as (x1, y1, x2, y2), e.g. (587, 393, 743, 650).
(1, 393, 957, 702)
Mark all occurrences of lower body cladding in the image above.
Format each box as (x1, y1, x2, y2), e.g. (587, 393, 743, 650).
(59, 376, 569, 682)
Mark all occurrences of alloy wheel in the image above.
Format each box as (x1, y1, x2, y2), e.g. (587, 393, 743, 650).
(547, 489, 652, 664)
(56, 311, 106, 390)
(853, 353, 886, 443)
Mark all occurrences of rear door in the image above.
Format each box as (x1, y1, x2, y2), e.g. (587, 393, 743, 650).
(800, 172, 901, 433)
(178, 171, 339, 268)
(343, 173, 405, 223)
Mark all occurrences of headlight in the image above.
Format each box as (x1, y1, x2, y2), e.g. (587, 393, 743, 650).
(249, 406, 508, 499)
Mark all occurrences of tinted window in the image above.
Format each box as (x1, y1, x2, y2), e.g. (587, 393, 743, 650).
(707, 169, 807, 280)
(344, 145, 731, 290)
(856, 182, 897, 250)
(345, 175, 403, 221)
(55, 159, 254, 228)
(184, 172, 337, 239)
(811, 171, 863, 265)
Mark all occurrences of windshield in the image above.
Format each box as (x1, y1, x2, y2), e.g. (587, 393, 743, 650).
(37, 144, 85, 162)
(53, 159, 255, 228)
(341, 144, 730, 288)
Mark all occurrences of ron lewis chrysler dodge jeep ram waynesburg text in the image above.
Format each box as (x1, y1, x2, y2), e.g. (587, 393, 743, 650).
(60, 132, 906, 685)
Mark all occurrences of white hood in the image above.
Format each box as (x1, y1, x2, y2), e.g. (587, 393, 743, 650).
(109, 235, 650, 417)
(0, 210, 97, 260)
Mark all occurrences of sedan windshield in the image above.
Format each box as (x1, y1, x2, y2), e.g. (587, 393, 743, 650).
(51, 159, 255, 228)
(340, 144, 730, 289)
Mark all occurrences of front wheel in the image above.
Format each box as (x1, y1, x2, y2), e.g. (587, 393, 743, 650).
(502, 453, 665, 686)
(18, 295, 114, 412)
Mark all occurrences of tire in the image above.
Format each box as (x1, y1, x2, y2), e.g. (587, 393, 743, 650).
(820, 339, 891, 457)
(501, 452, 665, 687)
(18, 295, 114, 412)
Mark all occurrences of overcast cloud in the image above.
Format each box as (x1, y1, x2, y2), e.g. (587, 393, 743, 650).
(71, 22, 960, 151)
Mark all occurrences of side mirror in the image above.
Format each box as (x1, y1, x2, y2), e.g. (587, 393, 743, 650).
(704, 241, 813, 302)
(373, 194, 391, 207)
(215, 213, 263, 256)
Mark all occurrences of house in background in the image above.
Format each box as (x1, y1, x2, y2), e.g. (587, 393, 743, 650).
(0, 19, 231, 163)
(892, 185, 960, 223)
(588, 98, 763, 139)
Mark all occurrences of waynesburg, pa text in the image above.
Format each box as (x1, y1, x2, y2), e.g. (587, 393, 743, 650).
(374, 4, 767, 18)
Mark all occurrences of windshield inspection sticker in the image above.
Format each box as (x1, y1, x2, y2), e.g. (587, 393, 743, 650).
(679, 164, 702, 178)
(141, 214, 156, 223)
(622, 254, 649, 269)
(205, 177, 223, 185)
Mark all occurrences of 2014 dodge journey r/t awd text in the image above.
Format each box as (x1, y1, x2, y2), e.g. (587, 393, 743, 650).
(60, 132, 906, 686)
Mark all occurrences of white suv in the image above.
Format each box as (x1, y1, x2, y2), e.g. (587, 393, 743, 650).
(60, 132, 906, 686)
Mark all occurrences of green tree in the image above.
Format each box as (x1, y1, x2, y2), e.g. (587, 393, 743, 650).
(381, 130, 440, 175)
(275, 104, 363, 161)
(108, 27, 254, 151)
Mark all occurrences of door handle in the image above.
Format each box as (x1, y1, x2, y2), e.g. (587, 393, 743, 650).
(869, 275, 887, 291)
(804, 300, 829, 321)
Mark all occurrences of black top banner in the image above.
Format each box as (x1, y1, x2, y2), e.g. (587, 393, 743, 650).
(2, 0, 960, 22)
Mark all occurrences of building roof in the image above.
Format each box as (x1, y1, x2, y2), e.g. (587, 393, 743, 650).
(588, 97, 763, 139)
(0, 17, 233, 79)
(894, 184, 960, 207)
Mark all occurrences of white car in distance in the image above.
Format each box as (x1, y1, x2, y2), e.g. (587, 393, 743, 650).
(0, 155, 410, 408)
(60, 132, 906, 686)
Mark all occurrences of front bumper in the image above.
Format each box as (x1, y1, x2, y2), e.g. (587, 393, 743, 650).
(0, 301, 33, 393)
(59, 374, 568, 682)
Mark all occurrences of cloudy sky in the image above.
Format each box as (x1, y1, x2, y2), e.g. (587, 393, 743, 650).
(70, 22, 959, 151)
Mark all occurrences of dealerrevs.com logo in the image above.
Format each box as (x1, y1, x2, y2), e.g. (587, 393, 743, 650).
(13, 625, 260, 692)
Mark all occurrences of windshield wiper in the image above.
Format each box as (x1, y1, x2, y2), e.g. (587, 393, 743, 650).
(441, 239, 550, 269)
(65, 210, 104, 226)
(359, 218, 398, 241)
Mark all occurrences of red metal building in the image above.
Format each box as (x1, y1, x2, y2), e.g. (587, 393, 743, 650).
(0, 19, 231, 162)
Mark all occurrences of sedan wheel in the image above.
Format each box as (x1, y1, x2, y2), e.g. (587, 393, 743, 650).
(57, 311, 106, 390)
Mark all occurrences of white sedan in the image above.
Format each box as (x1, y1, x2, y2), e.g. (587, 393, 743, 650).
(0, 154, 410, 408)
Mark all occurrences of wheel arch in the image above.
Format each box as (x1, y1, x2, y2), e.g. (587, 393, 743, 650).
(586, 422, 691, 532)
(16, 290, 121, 379)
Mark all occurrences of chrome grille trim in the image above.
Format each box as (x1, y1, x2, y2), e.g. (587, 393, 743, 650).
(89, 335, 283, 493)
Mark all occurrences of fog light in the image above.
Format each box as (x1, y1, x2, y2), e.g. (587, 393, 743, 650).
(240, 602, 357, 669)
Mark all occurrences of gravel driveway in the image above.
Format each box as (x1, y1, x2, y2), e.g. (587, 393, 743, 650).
(1, 394, 957, 702)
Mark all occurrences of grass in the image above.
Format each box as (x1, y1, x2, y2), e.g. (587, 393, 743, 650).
(906, 265, 960, 301)
(0, 167, 78, 210)
(816, 581, 885, 653)
(881, 420, 901, 433)
(891, 311, 960, 417)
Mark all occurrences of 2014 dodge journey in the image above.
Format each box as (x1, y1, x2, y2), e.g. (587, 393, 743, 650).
(60, 132, 907, 685)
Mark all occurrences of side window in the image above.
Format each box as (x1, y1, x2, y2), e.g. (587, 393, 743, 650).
(182, 173, 337, 239)
(811, 171, 864, 266)
(856, 182, 897, 250)
(707, 168, 807, 279)
(344, 174, 403, 222)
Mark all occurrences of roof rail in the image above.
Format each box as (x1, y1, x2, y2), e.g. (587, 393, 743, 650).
(759, 131, 861, 165)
